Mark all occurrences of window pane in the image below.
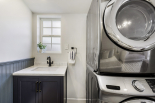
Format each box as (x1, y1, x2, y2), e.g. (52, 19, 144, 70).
(52, 37, 61, 43)
(45, 44, 52, 51)
(43, 28, 51, 35)
(52, 28, 61, 35)
(52, 44, 61, 52)
(43, 37, 51, 43)
(43, 21, 51, 27)
(52, 21, 61, 27)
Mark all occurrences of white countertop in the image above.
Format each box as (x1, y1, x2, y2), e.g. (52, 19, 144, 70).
(13, 66, 67, 76)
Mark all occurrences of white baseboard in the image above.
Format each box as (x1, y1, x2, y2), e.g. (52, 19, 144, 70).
(67, 98, 86, 103)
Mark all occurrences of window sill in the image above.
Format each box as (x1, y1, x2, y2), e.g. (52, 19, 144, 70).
(37, 51, 62, 54)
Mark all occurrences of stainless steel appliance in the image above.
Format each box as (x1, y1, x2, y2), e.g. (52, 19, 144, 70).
(86, 0, 155, 102)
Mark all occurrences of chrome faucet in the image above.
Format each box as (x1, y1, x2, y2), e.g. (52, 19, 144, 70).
(47, 56, 53, 67)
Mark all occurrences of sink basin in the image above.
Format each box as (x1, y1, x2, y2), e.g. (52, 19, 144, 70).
(32, 67, 59, 71)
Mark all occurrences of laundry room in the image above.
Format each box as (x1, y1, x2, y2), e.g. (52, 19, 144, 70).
(0, 0, 155, 103)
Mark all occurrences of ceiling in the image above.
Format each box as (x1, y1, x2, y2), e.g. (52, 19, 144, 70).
(22, 0, 92, 14)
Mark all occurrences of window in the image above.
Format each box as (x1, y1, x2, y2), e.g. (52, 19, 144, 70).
(40, 18, 61, 53)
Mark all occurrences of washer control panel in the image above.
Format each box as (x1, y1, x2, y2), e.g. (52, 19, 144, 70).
(146, 79, 155, 93)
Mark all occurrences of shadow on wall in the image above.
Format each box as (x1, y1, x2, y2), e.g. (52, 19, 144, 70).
(67, 53, 86, 99)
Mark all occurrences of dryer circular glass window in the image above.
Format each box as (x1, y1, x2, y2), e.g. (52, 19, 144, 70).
(120, 97, 155, 103)
(116, 0, 155, 41)
(121, 99, 155, 103)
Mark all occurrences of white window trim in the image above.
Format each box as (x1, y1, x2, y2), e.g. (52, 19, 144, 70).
(38, 17, 62, 54)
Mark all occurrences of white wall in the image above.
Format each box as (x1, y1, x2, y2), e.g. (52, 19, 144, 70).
(0, 0, 33, 62)
(32, 14, 86, 102)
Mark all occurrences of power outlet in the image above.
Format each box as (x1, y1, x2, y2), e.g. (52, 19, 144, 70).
(65, 44, 69, 50)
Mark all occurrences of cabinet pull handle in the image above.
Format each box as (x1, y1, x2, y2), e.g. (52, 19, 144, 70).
(36, 81, 38, 92)
(39, 81, 41, 92)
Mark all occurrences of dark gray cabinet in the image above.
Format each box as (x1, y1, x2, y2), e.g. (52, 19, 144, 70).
(13, 76, 67, 103)
(17, 77, 39, 103)
(38, 77, 61, 103)
(86, 68, 99, 103)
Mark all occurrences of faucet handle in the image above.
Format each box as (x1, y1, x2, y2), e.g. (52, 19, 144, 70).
(52, 61, 54, 64)
(47, 56, 50, 60)
(47, 61, 49, 64)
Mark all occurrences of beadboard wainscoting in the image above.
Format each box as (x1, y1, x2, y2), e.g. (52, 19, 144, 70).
(0, 58, 35, 103)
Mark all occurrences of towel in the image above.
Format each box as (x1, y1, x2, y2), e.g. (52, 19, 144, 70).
(68, 51, 75, 64)
(70, 50, 75, 60)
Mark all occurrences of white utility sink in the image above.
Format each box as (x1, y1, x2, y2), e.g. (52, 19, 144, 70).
(32, 67, 59, 71)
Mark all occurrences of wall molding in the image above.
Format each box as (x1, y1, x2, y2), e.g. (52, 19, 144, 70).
(0, 58, 35, 66)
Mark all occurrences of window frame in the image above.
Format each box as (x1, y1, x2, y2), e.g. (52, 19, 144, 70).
(40, 18, 62, 53)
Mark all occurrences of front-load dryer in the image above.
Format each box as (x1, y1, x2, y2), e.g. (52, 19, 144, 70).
(86, 0, 155, 103)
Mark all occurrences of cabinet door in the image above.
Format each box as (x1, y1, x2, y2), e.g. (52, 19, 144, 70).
(38, 77, 61, 103)
(17, 77, 39, 103)
(86, 68, 99, 103)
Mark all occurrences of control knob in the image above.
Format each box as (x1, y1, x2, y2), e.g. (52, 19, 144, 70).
(132, 80, 145, 92)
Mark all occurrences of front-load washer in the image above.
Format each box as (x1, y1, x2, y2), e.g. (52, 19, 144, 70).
(87, 66, 155, 103)
(86, 0, 155, 103)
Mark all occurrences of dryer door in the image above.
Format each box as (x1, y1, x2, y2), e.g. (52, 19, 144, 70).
(104, 0, 155, 51)
(120, 97, 155, 103)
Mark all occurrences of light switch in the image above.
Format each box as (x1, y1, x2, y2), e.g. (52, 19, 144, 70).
(65, 44, 69, 50)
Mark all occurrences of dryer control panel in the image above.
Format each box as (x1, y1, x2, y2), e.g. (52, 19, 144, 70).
(146, 79, 155, 93)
